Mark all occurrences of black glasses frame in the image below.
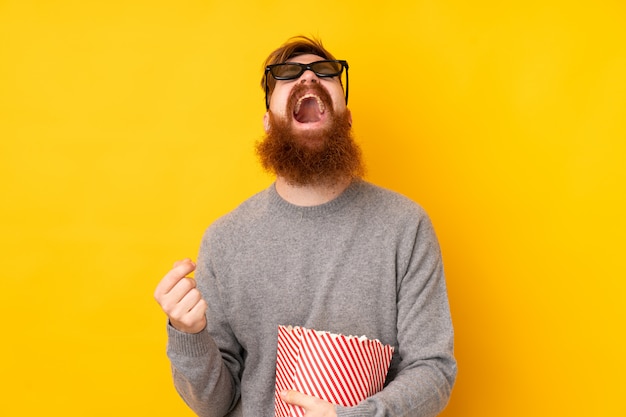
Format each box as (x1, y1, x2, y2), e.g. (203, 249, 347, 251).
(264, 59, 349, 110)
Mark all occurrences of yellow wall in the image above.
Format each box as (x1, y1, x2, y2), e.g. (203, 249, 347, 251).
(1, 1, 624, 416)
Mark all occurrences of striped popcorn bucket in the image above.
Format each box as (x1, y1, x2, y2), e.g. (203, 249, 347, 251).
(274, 325, 394, 417)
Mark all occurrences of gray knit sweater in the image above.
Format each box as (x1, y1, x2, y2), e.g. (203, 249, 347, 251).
(166, 180, 456, 417)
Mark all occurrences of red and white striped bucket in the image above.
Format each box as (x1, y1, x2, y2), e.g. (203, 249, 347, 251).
(274, 325, 394, 417)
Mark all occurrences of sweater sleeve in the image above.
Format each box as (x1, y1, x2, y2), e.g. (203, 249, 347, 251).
(165, 227, 243, 417)
(336, 210, 457, 417)
(166, 326, 238, 417)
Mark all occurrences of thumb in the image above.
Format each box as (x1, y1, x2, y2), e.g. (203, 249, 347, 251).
(173, 258, 196, 269)
(280, 390, 314, 408)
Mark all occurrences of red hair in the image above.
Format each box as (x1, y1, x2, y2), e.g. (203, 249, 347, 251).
(261, 36, 339, 96)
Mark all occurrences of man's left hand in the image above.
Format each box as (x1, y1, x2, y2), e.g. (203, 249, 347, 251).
(280, 390, 337, 417)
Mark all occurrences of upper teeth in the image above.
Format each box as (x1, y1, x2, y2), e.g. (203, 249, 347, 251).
(295, 94, 325, 114)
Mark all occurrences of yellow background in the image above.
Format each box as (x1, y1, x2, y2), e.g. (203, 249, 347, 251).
(1, 1, 624, 416)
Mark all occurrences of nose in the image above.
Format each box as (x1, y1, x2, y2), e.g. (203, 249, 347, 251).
(298, 68, 320, 83)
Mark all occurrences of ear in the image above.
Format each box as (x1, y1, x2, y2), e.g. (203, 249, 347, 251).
(263, 112, 270, 132)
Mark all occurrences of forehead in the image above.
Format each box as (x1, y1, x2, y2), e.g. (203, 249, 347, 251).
(284, 53, 326, 64)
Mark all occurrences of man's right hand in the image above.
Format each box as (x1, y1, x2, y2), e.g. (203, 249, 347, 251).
(154, 259, 208, 334)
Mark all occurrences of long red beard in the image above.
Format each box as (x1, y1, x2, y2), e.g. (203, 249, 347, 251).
(256, 88, 364, 187)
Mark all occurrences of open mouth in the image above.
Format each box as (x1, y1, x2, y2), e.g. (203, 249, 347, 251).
(293, 93, 326, 123)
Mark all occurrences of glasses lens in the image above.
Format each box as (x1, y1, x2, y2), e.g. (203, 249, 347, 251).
(311, 61, 343, 76)
(270, 63, 303, 79)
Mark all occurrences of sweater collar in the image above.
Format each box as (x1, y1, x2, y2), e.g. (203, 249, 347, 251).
(268, 179, 364, 218)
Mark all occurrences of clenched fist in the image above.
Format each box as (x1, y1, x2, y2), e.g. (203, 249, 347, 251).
(154, 259, 207, 334)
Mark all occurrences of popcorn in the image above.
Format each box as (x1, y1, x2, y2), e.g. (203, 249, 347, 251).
(274, 325, 394, 417)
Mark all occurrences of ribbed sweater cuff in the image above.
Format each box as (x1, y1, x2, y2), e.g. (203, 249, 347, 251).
(336, 404, 375, 417)
(166, 323, 213, 357)
(336, 406, 357, 417)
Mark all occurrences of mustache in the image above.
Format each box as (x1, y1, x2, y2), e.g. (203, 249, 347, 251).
(287, 82, 335, 115)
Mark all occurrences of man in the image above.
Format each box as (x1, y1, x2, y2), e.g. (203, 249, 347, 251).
(154, 36, 457, 417)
